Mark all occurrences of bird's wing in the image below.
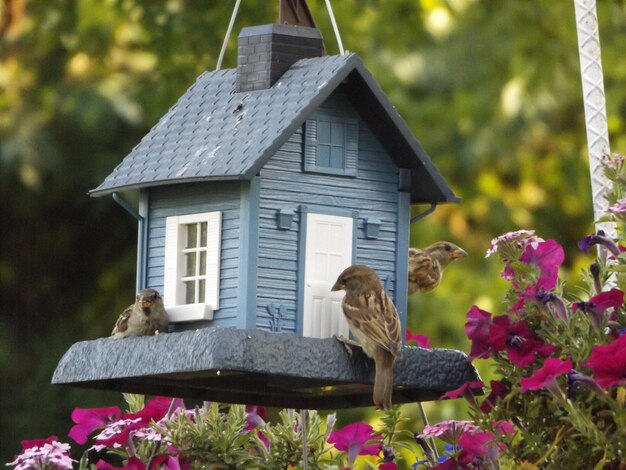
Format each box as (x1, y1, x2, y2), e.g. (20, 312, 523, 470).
(343, 290, 401, 357)
(111, 304, 133, 335)
(408, 249, 441, 293)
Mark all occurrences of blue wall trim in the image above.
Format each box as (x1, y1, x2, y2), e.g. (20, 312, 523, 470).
(395, 189, 411, 339)
(239, 177, 260, 329)
(137, 190, 149, 291)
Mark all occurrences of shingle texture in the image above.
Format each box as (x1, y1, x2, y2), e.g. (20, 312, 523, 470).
(91, 53, 458, 203)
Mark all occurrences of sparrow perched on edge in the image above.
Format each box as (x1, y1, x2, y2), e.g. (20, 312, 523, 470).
(111, 288, 169, 339)
(408, 242, 467, 296)
(331, 265, 402, 410)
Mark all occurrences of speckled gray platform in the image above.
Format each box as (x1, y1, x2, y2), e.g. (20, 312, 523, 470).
(52, 328, 480, 409)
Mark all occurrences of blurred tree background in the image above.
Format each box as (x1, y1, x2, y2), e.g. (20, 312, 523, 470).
(2, 0, 626, 465)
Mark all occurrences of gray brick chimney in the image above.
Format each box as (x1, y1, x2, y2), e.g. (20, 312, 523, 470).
(237, 24, 324, 92)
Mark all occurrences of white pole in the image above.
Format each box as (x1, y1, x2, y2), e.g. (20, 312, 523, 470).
(324, 0, 345, 54)
(217, 0, 242, 71)
(573, 0, 612, 234)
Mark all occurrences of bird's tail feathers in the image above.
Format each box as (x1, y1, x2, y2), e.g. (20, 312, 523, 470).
(373, 351, 395, 410)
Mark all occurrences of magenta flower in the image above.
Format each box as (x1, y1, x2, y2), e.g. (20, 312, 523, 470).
(245, 405, 269, 449)
(456, 422, 513, 467)
(91, 417, 143, 449)
(328, 422, 382, 465)
(68, 406, 121, 445)
(8, 438, 75, 470)
(520, 240, 564, 287)
(583, 335, 626, 388)
(419, 420, 478, 445)
(125, 397, 183, 425)
(20, 435, 59, 450)
(521, 357, 572, 393)
(464, 306, 492, 360)
(480, 380, 509, 413)
(96, 457, 147, 470)
(440, 380, 484, 401)
(379, 463, 397, 470)
(488, 315, 557, 367)
(573, 288, 624, 332)
(406, 329, 431, 349)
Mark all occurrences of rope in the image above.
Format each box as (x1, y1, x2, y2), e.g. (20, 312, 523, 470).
(217, 0, 242, 70)
(324, 0, 345, 54)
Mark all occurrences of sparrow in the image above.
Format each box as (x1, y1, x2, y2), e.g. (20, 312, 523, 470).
(331, 265, 402, 410)
(408, 242, 467, 295)
(111, 288, 169, 339)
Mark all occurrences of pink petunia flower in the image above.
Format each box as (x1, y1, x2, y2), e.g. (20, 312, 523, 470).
(521, 357, 572, 393)
(480, 380, 509, 413)
(20, 435, 59, 450)
(327, 422, 382, 465)
(583, 335, 626, 388)
(520, 240, 564, 288)
(573, 288, 624, 332)
(96, 457, 146, 470)
(68, 406, 121, 445)
(488, 315, 557, 367)
(440, 380, 484, 401)
(406, 330, 431, 349)
(91, 418, 143, 450)
(464, 306, 493, 360)
(125, 397, 184, 425)
(245, 405, 269, 449)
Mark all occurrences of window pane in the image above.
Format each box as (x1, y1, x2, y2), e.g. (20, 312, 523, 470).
(199, 279, 206, 303)
(317, 144, 331, 167)
(331, 122, 345, 145)
(185, 281, 196, 304)
(318, 121, 331, 144)
(186, 223, 198, 248)
(330, 146, 345, 169)
(200, 222, 208, 246)
(185, 252, 197, 277)
(199, 251, 207, 274)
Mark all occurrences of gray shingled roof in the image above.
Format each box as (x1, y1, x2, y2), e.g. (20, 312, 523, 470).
(91, 53, 458, 204)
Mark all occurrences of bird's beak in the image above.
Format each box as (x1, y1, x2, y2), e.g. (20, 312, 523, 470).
(140, 299, 152, 308)
(452, 248, 468, 260)
(331, 280, 343, 292)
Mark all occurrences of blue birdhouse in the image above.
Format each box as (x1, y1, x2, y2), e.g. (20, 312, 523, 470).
(53, 11, 479, 409)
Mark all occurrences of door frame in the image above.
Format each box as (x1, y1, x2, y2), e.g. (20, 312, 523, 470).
(296, 205, 358, 336)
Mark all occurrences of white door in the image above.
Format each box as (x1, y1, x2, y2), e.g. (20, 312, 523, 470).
(302, 213, 352, 338)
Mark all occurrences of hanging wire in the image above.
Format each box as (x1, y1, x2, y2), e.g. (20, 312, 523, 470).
(216, 0, 243, 70)
(324, 0, 345, 54)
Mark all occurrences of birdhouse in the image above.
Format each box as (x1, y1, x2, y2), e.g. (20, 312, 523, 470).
(53, 6, 479, 408)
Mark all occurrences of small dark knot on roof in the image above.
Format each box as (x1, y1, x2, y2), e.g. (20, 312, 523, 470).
(233, 103, 244, 113)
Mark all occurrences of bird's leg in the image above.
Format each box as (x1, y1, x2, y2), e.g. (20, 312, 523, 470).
(334, 334, 361, 359)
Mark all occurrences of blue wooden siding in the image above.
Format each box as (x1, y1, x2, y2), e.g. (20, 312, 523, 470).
(257, 88, 402, 333)
(146, 182, 241, 329)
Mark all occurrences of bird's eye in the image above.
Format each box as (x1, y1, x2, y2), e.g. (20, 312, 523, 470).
(444, 244, 452, 251)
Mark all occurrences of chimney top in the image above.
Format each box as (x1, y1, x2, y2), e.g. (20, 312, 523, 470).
(237, 24, 324, 92)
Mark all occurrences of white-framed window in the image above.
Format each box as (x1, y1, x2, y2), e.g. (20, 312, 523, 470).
(164, 211, 221, 322)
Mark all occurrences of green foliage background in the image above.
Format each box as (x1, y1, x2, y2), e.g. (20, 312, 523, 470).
(2, 0, 626, 464)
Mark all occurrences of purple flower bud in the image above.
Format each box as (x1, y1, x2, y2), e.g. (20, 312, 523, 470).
(567, 370, 604, 399)
(578, 232, 621, 257)
(590, 263, 602, 294)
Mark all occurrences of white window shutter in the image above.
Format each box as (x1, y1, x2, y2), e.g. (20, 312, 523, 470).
(205, 211, 221, 309)
(163, 216, 180, 307)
